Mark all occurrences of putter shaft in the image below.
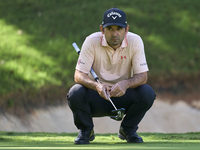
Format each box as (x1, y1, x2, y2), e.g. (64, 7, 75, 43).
(108, 97, 117, 110)
(97, 80, 117, 110)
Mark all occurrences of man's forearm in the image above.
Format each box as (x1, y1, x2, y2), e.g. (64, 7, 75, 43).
(74, 70, 98, 91)
(125, 72, 148, 89)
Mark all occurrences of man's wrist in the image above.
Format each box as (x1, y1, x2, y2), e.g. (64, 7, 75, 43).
(123, 79, 131, 90)
(94, 82, 101, 91)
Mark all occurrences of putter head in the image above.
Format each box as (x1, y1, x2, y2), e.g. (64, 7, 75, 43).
(110, 108, 125, 121)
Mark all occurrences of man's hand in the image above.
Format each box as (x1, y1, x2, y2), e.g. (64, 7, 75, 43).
(96, 83, 111, 101)
(109, 80, 129, 97)
(109, 72, 148, 97)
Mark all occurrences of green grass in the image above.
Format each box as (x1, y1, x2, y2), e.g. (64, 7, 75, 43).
(0, 132, 200, 150)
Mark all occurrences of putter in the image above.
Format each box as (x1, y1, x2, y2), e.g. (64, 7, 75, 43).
(72, 42, 125, 121)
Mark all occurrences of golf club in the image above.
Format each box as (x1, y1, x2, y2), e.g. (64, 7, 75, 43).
(72, 42, 125, 121)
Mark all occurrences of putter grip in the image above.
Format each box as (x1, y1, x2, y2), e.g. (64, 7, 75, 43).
(72, 42, 80, 54)
(72, 42, 99, 81)
(90, 68, 99, 82)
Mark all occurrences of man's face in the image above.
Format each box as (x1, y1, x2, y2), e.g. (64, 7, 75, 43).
(101, 25, 129, 50)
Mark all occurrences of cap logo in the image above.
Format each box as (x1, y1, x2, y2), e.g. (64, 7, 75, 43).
(112, 16, 117, 20)
(107, 11, 122, 20)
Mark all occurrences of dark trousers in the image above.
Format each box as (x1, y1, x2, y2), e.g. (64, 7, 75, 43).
(67, 84, 156, 131)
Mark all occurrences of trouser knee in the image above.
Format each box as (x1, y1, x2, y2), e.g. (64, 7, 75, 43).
(66, 84, 86, 107)
(137, 84, 156, 109)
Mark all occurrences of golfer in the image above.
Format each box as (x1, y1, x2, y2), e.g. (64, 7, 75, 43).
(67, 7, 156, 144)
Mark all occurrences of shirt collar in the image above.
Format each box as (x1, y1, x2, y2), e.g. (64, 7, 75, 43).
(101, 33, 128, 48)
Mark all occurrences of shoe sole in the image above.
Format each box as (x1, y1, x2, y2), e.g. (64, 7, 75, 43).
(74, 135, 95, 145)
(118, 133, 143, 143)
(118, 133, 126, 140)
(90, 135, 95, 141)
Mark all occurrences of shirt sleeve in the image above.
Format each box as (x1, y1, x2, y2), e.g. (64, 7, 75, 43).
(75, 36, 94, 74)
(132, 36, 149, 74)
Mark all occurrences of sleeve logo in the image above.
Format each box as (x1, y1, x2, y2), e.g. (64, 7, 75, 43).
(77, 59, 85, 65)
(140, 63, 147, 66)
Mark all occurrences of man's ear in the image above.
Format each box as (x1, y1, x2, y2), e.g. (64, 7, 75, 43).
(100, 25, 104, 34)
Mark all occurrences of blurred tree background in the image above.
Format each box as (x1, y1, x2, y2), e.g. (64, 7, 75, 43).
(0, 0, 199, 116)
